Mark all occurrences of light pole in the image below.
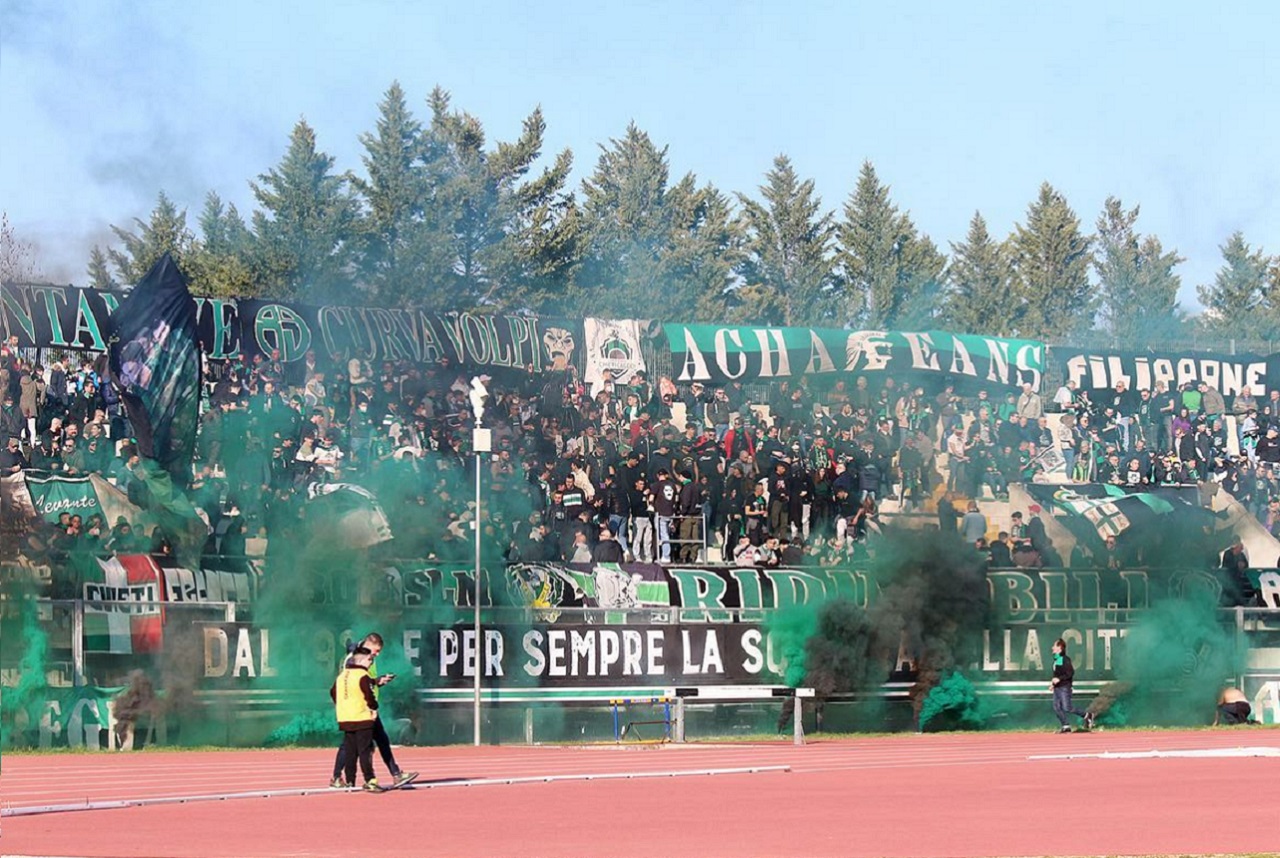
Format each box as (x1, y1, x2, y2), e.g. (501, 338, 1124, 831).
(469, 377, 491, 747)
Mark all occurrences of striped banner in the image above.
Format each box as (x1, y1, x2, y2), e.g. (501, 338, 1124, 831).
(83, 555, 163, 654)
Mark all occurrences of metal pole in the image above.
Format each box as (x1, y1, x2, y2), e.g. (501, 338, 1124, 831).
(793, 694, 804, 746)
(72, 600, 85, 687)
(473, 451, 482, 747)
(469, 381, 492, 749)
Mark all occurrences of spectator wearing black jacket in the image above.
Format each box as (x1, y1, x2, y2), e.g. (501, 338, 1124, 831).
(0, 436, 27, 474)
(1050, 638, 1093, 733)
(767, 462, 791, 538)
(676, 471, 701, 562)
(989, 532, 1013, 568)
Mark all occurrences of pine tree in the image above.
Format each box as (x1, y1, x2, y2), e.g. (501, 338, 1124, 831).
(578, 123, 675, 318)
(251, 120, 360, 302)
(351, 85, 580, 311)
(488, 144, 582, 315)
(578, 124, 742, 321)
(1197, 232, 1274, 341)
(107, 191, 195, 284)
(942, 212, 1011, 335)
(733, 155, 837, 326)
(836, 161, 945, 328)
(1094, 197, 1184, 343)
(187, 192, 256, 298)
(1006, 183, 1094, 341)
(353, 82, 429, 306)
(86, 245, 116, 290)
(452, 101, 580, 311)
(665, 180, 744, 322)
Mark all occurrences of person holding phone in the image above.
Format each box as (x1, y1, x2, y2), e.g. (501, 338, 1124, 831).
(330, 632, 417, 788)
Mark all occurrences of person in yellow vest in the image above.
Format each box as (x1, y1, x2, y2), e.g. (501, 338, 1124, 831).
(330, 646, 382, 791)
(330, 632, 417, 789)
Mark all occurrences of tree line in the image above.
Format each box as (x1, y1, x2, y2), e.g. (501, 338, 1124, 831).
(42, 82, 1280, 346)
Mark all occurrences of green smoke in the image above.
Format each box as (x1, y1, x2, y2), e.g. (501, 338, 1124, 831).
(1086, 683, 1132, 727)
(773, 598, 881, 732)
(1, 597, 50, 748)
(265, 708, 335, 746)
(1103, 590, 1240, 726)
(768, 527, 991, 732)
(864, 528, 990, 726)
(918, 671, 987, 732)
(764, 603, 821, 688)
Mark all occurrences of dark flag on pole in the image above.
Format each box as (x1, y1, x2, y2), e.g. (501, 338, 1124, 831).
(106, 253, 201, 488)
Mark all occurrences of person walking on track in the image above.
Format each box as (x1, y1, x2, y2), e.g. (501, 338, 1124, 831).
(1050, 638, 1094, 733)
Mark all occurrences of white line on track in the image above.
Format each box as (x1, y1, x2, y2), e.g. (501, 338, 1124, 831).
(0, 765, 789, 818)
(1028, 746, 1280, 761)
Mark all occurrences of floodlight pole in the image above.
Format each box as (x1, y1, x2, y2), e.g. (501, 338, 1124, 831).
(472, 425, 491, 747)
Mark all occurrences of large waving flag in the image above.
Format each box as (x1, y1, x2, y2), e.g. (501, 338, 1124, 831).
(107, 253, 201, 487)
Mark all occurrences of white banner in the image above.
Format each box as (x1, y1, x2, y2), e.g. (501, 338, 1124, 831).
(583, 318, 646, 398)
(163, 567, 255, 603)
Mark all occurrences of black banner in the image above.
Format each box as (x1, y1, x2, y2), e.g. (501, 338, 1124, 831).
(417, 623, 774, 687)
(1056, 347, 1271, 396)
(401, 560, 1216, 619)
(235, 300, 583, 373)
(105, 254, 201, 486)
(1, 282, 585, 375)
(0, 283, 120, 351)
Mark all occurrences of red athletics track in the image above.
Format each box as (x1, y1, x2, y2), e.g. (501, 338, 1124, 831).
(3, 728, 1279, 858)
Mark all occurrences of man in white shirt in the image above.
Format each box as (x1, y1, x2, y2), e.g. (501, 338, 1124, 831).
(946, 425, 970, 493)
(1052, 379, 1077, 412)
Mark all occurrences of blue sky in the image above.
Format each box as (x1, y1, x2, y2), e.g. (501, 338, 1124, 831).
(3, 0, 1278, 311)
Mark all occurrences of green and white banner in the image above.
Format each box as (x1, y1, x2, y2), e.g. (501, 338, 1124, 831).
(23, 473, 104, 523)
(664, 324, 1045, 390)
(583, 318, 647, 397)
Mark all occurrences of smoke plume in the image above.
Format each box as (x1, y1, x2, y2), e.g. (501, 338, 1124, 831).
(918, 670, 988, 731)
(1089, 591, 1240, 726)
(772, 526, 992, 731)
(1, 596, 50, 748)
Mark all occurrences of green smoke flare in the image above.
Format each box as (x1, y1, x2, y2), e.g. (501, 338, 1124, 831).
(1109, 590, 1241, 726)
(1, 597, 50, 748)
(919, 671, 987, 732)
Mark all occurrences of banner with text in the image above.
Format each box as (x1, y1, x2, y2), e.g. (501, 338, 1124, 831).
(1056, 347, 1272, 397)
(0, 283, 584, 375)
(665, 324, 1045, 391)
(83, 555, 163, 654)
(24, 473, 105, 524)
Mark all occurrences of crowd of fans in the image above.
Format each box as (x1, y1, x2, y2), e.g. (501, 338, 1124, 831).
(1051, 377, 1280, 527)
(1, 331, 1275, 570)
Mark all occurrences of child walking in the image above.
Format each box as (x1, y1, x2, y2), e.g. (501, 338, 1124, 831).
(331, 646, 382, 791)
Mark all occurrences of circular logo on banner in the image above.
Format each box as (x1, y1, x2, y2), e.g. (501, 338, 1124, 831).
(254, 304, 312, 362)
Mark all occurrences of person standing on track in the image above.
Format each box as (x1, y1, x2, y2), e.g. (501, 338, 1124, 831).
(1050, 638, 1094, 733)
(330, 632, 417, 788)
(330, 646, 382, 792)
